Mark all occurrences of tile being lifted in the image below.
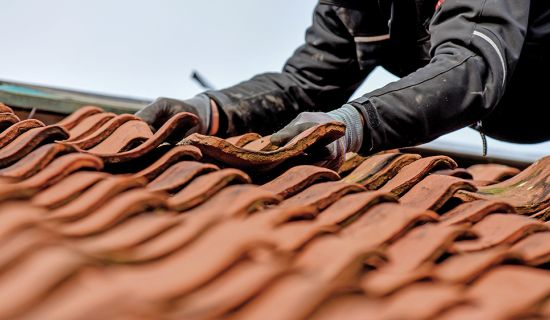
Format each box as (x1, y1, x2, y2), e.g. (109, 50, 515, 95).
(184, 122, 345, 171)
(242, 135, 277, 151)
(224, 132, 262, 147)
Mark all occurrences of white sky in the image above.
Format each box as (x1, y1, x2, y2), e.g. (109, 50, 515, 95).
(1, 0, 548, 162)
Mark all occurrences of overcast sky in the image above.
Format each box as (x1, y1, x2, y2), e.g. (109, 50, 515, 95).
(1, 0, 548, 162)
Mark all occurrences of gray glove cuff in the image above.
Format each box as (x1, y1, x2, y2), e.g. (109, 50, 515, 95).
(183, 93, 211, 134)
(327, 104, 364, 153)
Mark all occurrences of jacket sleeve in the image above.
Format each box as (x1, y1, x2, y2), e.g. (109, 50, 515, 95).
(349, 0, 530, 153)
(206, 4, 367, 136)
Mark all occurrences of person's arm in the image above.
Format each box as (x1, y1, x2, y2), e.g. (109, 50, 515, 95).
(206, 4, 367, 136)
(346, 0, 530, 153)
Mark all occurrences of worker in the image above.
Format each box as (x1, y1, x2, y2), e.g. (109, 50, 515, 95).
(136, 0, 550, 169)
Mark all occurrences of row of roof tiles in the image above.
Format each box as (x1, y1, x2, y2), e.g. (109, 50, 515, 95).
(0, 102, 548, 319)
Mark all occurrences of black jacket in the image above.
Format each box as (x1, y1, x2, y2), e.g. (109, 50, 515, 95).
(206, 0, 550, 152)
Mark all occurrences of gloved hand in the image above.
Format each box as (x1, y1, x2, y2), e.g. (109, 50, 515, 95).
(270, 104, 364, 170)
(135, 94, 214, 134)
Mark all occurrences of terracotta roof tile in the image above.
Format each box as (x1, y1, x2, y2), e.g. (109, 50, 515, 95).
(184, 122, 345, 171)
(66, 112, 115, 141)
(67, 114, 144, 149)
(225, 132, 262, 147)
(457, 156, 550, 214)
(0, 119, 44, 149)
(0, 112, 21, 131)
(132, 145, 202, 181)
(0, 125, 69, 167)
(55, 105, 104, 130)
(0, 105, 548, 319)
(170, 259, 287, 320)
(439, 199, 516, 226)
(0, 103, 14, 114)
(508, 231, 550, 265)
(84, 112, 199, 163)
(86, 119, 153, 154)
(400, 174, 477, 211)
(467, 163, 521, 182)
(261, 165, 340, 198)
(433, 246, 514, 283)
(55, 188, 168, 237)
(342, 152, 421, 188)
(279, 181, 365, 212)
(0, 143, 76, 181)
(31, 171, 109, 208)
(442, 266, 550, 319)
(380, 155, 458, 196)
(167, 168, 251, 211)
(47, 175, 147, 221)
(452, 214, 547, 252)
(146, 161, 219, 193)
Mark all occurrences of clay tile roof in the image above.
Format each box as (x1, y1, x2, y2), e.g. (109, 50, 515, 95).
(0, 103, 548, 319)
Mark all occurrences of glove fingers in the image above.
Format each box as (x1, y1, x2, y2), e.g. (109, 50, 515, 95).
(270, 122, 317, 146)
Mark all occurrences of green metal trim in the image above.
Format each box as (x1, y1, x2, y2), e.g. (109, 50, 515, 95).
(0, 79, 150, 115)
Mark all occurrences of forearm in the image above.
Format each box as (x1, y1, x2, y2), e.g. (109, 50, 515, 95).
(349, 0, 529, 153)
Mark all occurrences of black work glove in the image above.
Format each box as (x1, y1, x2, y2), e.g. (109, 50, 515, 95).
(271, 104, 364, 170)
(135, 94, 212, 133)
